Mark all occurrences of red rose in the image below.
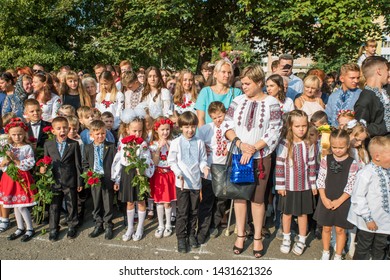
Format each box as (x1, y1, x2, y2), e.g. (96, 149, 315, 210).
(36, 159, 43, 166)
(87, 171, 94, 177)
(93, 178, 100, 184)
(87, 178, 95, 185)
(42, 156, 52, 165)
(29, 136, 37, 143)
(135, 137, 143, 145)
(43, 126, 52, 133)
(122, 135, 135, 144)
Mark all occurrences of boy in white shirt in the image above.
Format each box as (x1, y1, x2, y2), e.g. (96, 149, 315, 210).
(167, 111, 209, 253)
(197, 101, 233, 244)
(348, 136, 390, 260)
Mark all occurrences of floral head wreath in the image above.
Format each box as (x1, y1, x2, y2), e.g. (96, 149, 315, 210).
(337, 109, 355, 119)
(153, 118, 174, 131)
(120, 104, 146, 124)
(4, 118, 29, 134)
(346, 119, 367, 129)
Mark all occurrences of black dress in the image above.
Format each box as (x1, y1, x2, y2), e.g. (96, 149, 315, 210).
(118, 166, 141, 202)
(314, 155, 354, 229)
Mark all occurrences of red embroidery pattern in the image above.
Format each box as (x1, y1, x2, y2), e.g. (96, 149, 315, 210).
(215, 128, 227, 157)
(101, 100, 113, 108)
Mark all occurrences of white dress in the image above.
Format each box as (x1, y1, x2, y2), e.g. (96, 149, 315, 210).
(141, 88, 172, 117)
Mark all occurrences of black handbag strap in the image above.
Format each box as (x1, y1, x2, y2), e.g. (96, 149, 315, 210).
(225, 137, 239, 170)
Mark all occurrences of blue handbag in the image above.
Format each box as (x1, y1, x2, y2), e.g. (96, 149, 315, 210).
(230, 150, 255, 184)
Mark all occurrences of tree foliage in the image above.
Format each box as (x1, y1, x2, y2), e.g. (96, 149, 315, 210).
(0, 0, 389, 71)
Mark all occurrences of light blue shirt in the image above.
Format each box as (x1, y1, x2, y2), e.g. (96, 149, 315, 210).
(286, 74, 303, 100)
(93, 143, 104, 174)
(80, 129, 115, 145)
(325, 87, 362, 126)
(195, 86, 242, 124)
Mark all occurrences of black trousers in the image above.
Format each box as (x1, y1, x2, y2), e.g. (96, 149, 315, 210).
(198, 179, 227, 237)
(77, 187, 91, 219)
(353, 229, 389, 260)
(91, 181, 114, 229)
(175, 187, 200, 239)
(50, 188, 78, 230)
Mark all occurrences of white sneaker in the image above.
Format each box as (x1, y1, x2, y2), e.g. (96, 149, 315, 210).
(292, 241, 306, 256)
(163, 227, 173, 237)
(320, 250, 330, 260)
(280, 238, 291, 254)
(333, 254, 343, 260)
(132, 232, 143, 241)
(154, 227, 164, 238)
(122, 233, 132, 242)
(122, 229, 133, 241)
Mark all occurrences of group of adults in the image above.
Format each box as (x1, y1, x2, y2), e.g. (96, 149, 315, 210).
(1, 51, 389, 256)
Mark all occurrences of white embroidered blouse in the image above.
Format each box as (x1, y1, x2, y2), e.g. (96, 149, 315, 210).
(0, 144, 35, 172)
(95, 91, 125, 130)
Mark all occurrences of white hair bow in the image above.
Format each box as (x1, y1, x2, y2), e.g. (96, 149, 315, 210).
(120, 104, 146, 124)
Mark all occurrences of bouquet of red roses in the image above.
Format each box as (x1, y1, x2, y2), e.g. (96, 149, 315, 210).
(81, 169, 102, 188)
(31, 156, 55, 225)
(0, 143, 28, 193)
(43, 126, 55, 140)
(121, 135, 150, 200)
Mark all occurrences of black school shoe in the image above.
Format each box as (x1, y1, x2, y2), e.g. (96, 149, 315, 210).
(104, 228, 113, 240)
(21, 230, 35, 242)
(177, 238, 188, 253)
(189, 235, 200, 248)
(67, 227, 77, 239)
(89, 226, 104, 238)
(49, 230, 59, 242)
(7, 229, 26, 240)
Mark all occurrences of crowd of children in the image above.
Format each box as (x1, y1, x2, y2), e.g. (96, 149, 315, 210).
(0, 51, 389, 260)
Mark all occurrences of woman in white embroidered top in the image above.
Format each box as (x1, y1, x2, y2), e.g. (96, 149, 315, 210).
(266, 74, 294, 114)
(95, 71, 124, 130)
(173, 69, 197, 115)
(225, 64, 283, 258)
(140, 67, 172, 117)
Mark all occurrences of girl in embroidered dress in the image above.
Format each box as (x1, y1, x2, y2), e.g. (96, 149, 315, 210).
(173, 70, 197, 115)
(0, 118, 36, 242)
(140, 67, 172, 118)
(149, 116, 176, 238)
(111, 107, 154, 242)
(59, 71, 92, 111)
(314, 129, 359, 260)
(95, 71, 125, 130)
(275, 109, 317, 256)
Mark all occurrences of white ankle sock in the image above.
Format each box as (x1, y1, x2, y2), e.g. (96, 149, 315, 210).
(298, 235, 307, 243)
(283, 232, 291, 240)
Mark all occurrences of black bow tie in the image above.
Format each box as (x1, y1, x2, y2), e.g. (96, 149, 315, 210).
(31, 121, 41, 126)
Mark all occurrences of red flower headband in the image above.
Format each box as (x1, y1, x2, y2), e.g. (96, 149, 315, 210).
(4, 118, 29, 134)
(337, 109, 355, 119)
(153, 118, 174, 131)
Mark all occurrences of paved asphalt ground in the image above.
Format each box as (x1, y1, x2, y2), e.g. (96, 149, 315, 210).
(0, 202, 349, 261)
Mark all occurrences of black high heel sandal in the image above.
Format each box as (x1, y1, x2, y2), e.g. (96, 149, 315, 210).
(253, 237, 264, 258)
(233, 235, 246, 255)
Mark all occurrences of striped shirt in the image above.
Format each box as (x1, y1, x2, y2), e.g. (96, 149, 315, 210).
(275, 140, 317, 191)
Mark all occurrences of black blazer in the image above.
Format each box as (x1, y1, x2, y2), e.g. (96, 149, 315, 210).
(44, 138, 83, 190)
(27, 120, 51, 148)
(82, 141, 115, 189)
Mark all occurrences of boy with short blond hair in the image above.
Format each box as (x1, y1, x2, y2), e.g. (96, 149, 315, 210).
(348, 136, 390, 259)
(82, 120, 116, 239)
(58, 104, 76, 117)
(326, 63, 361, 126)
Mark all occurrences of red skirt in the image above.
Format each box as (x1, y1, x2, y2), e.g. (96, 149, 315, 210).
(150, 167, 176, 203)
(0, 170, 36, 208)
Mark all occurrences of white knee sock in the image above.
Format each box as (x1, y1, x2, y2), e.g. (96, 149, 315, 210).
(13, 208, 25, 230)
(135, 210, 146, 236)
(156, 204, 165, 229)
(19, 207, 33, 231)
(125, 209, 135, 236)
(165, 207, 172, 229)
